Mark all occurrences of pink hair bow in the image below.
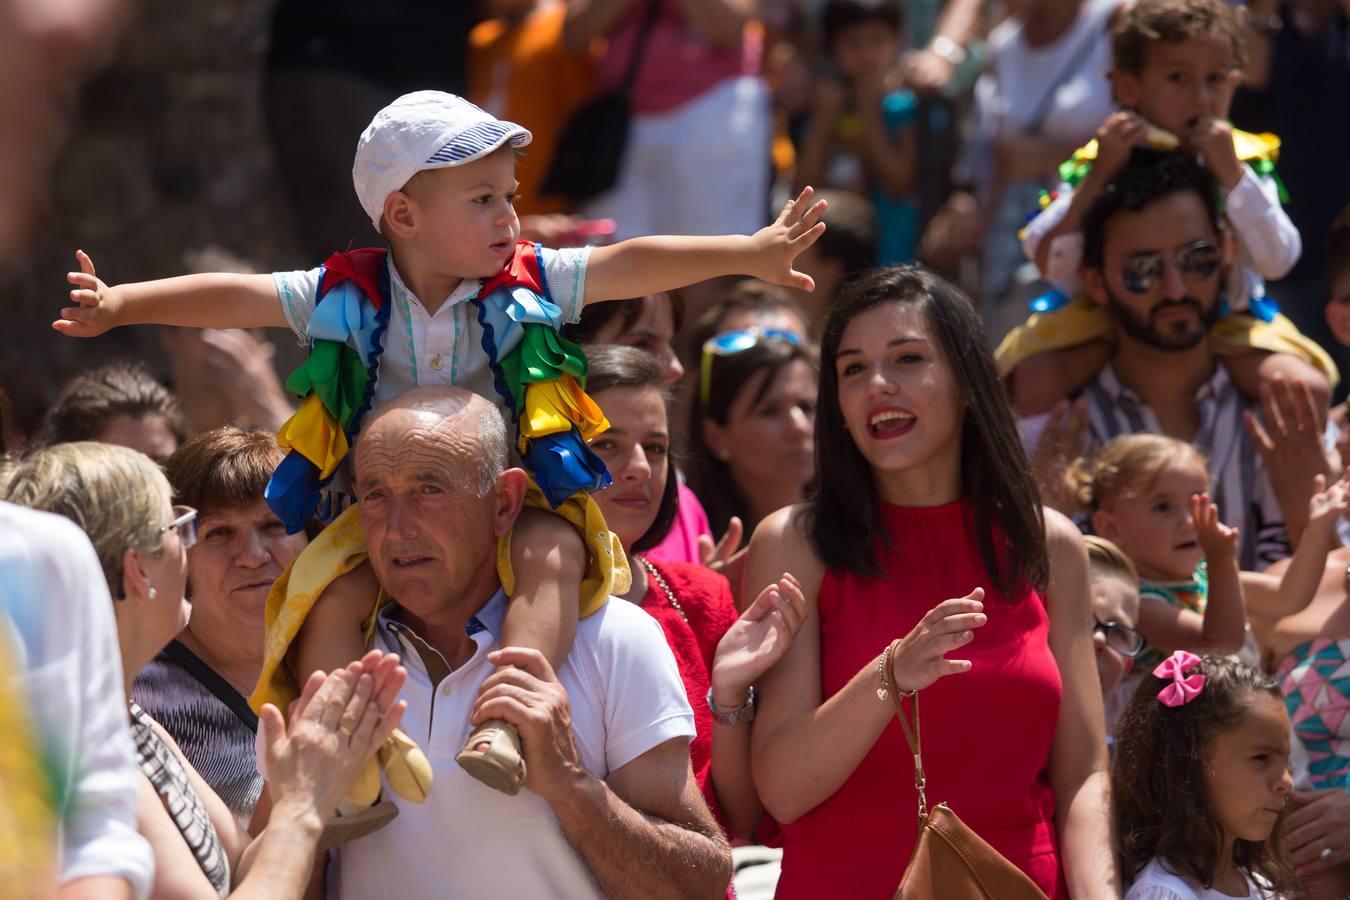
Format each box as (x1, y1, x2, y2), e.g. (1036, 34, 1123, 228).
(1154, 650, 1206, 707)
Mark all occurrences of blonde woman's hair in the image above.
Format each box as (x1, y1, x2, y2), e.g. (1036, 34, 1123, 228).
(1083, 535, 1140, 586)
(0, 442, 172, 595)
(1065, 433, 1208, 512)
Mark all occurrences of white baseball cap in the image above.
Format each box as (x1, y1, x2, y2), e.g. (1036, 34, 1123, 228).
(352, 91, 533, 232)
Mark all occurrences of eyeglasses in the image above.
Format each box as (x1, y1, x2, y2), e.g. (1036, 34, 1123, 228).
(699, 328, 803, 412)
(159, 505, 199, 550)
(1121, 240, 1219, 294)
(1093, 617, 1145, 657)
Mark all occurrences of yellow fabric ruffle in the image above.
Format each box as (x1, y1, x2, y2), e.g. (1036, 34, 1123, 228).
(277, 393, 349, 480)
(249, 479, 629, 715)
(994, 296, 1340, 387)
(520, 376, 610, 444)
(250, 503, 371, 715)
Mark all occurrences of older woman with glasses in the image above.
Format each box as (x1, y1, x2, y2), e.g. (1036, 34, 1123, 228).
(1, 441, 405, 898)
(1082, 536, 1145, 738)
(132, 428, 310, 828)
(688, 328, 819, 557)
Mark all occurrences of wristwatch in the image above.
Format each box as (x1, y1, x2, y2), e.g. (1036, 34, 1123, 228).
(929, 35, 968, 67)
(707, 686, 756, 726)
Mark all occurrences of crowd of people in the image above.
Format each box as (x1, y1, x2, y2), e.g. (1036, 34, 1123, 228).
(4, 0, 1350, 899)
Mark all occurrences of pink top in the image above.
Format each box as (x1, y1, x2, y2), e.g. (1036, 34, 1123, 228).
(645, 483, 713, 566)
(593, 0, 760, 115)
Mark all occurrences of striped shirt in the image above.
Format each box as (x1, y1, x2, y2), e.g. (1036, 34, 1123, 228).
(1080, 363, 1289, 570)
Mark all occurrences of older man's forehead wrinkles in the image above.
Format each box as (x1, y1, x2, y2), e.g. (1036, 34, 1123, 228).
(357, 428, 476, 488)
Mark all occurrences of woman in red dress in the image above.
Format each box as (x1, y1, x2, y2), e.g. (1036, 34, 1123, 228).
(583, 344, 806, 840)
(745, 266, 1116, 898)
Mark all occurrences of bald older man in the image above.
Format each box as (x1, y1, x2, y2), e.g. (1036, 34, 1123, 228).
(330, 386, 731, 900)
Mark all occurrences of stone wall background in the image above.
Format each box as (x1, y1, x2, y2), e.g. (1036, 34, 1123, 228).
(1, 0, 306, 434)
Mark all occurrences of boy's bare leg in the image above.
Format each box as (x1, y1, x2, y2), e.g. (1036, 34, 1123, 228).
(289, 558, 380, 686)
(459, 508, 584, 794)
(1008, 340, 1112, 417)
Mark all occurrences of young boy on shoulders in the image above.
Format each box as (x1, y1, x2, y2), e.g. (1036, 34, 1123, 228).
(996, 0, 1336, 416)
(57, 91, 826, 803)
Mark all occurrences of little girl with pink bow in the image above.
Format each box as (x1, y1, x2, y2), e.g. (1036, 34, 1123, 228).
(1113, 653, 1296, 899)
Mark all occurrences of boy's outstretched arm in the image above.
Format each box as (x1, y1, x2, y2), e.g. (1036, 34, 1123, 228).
(54, 250, 287, 337)
(583, 188, 827, 304)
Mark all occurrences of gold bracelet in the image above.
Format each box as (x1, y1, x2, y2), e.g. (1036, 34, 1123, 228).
(879, 639, 915, 701)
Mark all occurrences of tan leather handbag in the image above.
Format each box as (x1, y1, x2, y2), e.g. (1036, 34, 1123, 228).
(881, 642, 1050, 900)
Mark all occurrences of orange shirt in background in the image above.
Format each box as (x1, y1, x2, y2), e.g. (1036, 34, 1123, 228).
(469, 2, 593, 217)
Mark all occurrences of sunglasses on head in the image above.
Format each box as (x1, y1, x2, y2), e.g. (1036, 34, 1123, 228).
(699, 328, 803, 412)
(1121, 240, 1219, 295)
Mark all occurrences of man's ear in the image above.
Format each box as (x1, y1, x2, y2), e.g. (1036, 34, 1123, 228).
(1090, 508, 1119, 541)
(492, 468, 529, 537)
(1081, 263, 1110, 308)
(382, 190, 418, 240)
(1110, 70, 1141, 109)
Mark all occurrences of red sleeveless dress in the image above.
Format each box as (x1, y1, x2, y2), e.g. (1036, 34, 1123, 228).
(775, 499, 1066, 899)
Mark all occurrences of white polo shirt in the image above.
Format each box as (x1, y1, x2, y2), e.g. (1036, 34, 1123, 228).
(330, 590, 696, 900)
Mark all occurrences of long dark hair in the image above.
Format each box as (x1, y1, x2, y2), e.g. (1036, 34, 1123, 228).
(583, 344, 681, 553)
(1113, 655, 1297, 894)
(688, 336, 818, 540)
(807, 265, 1047, 596)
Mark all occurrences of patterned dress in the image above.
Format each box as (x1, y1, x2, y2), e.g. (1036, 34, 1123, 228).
(1276, 638, 1350, 789)
(129, 702, 230, 896)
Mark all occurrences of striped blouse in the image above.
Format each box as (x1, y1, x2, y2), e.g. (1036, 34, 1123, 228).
(129, 701, 230, 896)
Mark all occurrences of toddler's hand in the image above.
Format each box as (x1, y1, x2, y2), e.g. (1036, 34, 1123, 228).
(1094, 112, 1150, 180)
(54, 250, 124, 337)
(1192, 492, 1239, 561)
(749, 187, 828, 292)
(1190, 117, 1244, 190)
(1306, 471, 1350, 534)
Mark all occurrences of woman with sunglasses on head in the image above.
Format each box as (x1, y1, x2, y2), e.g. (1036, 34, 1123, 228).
(689, 328, 819, 562)
(1, 442, 407, 899)
(131, 428, 311, 830)
(744, 265, 1117, 898)
(584, 345, 806, 846)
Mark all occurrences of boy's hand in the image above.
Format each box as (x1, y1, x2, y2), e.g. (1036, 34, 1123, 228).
(55, 249, 124, 337)
(749, 187, 828, 292)
(1094, 112, 1150, 181)
(1192, 492, 1239, 562)
(1190, 117, 1244, 191)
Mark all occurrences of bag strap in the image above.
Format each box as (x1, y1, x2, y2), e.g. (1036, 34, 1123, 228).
(1023, 2, 1109, 136)
(881, 639, 928, 826)
(619, 0, 664, 95)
